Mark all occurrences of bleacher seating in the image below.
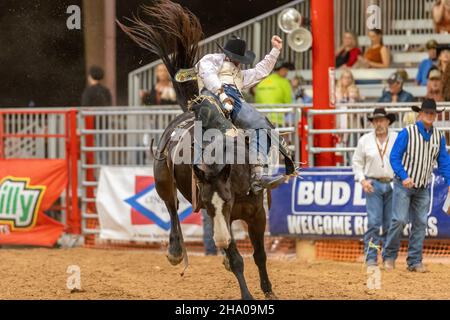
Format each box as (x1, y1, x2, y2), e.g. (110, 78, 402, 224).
(392, 52, 428, 65)
(391, 19, 434, 32)
(357, 33, 450, 47)
(294, 68, 418, 82)
(302, 84, 426, 101)
(292, 68, 427, 101)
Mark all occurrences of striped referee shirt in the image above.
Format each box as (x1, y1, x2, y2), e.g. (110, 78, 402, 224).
(390, 121, 450, 188)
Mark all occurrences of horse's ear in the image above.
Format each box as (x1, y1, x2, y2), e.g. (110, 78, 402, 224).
(219, 164, 231, 180)
(193, 164, 205, 181)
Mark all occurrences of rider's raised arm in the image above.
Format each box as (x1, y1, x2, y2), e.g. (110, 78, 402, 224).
(241, 47, 280, 89)
(197, 53, 225, 94)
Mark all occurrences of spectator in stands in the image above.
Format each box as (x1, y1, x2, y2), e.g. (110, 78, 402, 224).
(335, 31, 362, 68)
(335, 69, 355, 103)
(396, 68, 409, 82)
(403, 112, 420, 126)
(348, 84, 363, 102)
(139, 63, 177, 105)
(432, 0, 450, 33)
(443, 63, 450, 101)
(437, 47, 450, 74)
(416, 40, 439, 86)
(426, 68, 444, 102)
(291, 76, 312, 104)
(335, 70, 358, 159)
(81, 66, 112, 107)
(357, 29, 390, 69)
(378, 71, 414, 103)
(352, 108, 398, 268)
(254, 60, 294, 125)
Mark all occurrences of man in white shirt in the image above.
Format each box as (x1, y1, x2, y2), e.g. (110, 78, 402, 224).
(352, 108, 398, 267)
(194, 35, 296, 193)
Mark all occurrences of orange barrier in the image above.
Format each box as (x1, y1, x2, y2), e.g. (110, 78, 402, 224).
(0, 109, 80, 235)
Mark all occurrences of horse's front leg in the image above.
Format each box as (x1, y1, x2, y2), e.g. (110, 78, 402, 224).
(224, 239, 254, 300)
(248, 209, 277, 300)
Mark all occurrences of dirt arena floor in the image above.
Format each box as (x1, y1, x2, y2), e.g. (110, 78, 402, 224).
(1, 247, 449, 300)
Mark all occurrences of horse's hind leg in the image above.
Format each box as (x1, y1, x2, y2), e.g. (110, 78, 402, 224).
(248, 209, 277, 300)
(154, 160, 184, 266)
(224, 239, 254, 300)
(165, 199, 184, 266)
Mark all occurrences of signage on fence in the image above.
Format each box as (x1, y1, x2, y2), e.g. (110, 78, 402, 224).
(96, 166, 247, 242)
(269, 168, 450, 239)
(0, 159, 67, 246)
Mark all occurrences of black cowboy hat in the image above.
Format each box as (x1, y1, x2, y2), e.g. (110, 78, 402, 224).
(367, 107, 397, 125)
(217, 36, 256, 65)
(412, 98, 445, 113)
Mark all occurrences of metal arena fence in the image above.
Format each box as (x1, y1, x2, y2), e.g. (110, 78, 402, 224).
(307, 102, 450, 167)
(78, 105, 302, 252)
(2, 104, 450, 261)
(0, 108, 79, 232)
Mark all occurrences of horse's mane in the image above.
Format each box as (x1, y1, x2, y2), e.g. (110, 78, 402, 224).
(117, 0, 203, 112)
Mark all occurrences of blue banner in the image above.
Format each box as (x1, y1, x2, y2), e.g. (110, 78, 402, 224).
(269, 168, 450, 239)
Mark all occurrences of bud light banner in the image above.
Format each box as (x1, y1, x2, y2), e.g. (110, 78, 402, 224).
(0, 159, 67, 246)
(269, 168, 450, 239)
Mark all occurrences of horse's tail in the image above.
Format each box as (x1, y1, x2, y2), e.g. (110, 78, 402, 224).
(117, 0, 203, 112)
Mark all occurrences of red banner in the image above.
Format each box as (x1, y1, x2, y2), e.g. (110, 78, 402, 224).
(0, 159, 67, 247)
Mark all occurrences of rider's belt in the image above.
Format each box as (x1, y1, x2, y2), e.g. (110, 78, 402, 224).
(368, 177, 393, 183)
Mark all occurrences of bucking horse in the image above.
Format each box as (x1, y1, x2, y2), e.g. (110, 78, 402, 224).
(118, 0, 290, 300)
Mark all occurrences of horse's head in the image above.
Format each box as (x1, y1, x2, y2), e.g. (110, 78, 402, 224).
(194, 163, 233, 249)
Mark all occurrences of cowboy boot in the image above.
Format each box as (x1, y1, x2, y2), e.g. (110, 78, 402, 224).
(250, 164, 286, 194)
(273, 134, 297, 175)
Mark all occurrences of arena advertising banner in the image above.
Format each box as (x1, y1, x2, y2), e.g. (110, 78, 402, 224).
(96, 166, 246, 242)
(0, 159, 67, 246)
(270, 168, 450, 239)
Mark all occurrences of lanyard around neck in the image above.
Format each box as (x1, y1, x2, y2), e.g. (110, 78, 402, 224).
(375, 134, 389, 168)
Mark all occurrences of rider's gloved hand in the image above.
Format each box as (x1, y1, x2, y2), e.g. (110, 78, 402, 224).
(219, 92, 234, 113)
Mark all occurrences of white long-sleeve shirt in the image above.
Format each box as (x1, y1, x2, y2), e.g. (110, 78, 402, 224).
(195, 48, 281, 93)
(352, 130, 398, 182)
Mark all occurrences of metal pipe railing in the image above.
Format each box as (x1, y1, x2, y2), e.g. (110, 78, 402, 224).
(307, 103, 450, 166)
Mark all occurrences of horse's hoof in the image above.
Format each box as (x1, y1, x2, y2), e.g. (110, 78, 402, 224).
(241, 294, 255, 300)
(167, 253, 183, 266)
(265, 292, 279, 300)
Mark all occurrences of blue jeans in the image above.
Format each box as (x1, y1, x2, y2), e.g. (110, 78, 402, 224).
(364, 180, 393, 262)
(382, 179, 431, 267)
(224, 85, 271, 163)
(202, 209, 217, 255)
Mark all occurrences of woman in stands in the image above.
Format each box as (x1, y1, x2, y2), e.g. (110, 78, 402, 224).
(139, 63, 177, 106)
(357, 29, 390, 69)
(335, 69, 358, 161)
(433, 0, 450, 33)
(437, 48, 450, 75)
(442, 60, 450, 101)
(336, 69, 356, 102)
(335, 31, 361, 68)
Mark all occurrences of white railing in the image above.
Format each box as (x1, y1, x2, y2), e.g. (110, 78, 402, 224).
(307, 102, 450, 166)
(78, 105, 304, 235)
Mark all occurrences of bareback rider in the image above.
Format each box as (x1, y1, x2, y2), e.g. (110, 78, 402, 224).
(194, 35, 296, 193)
